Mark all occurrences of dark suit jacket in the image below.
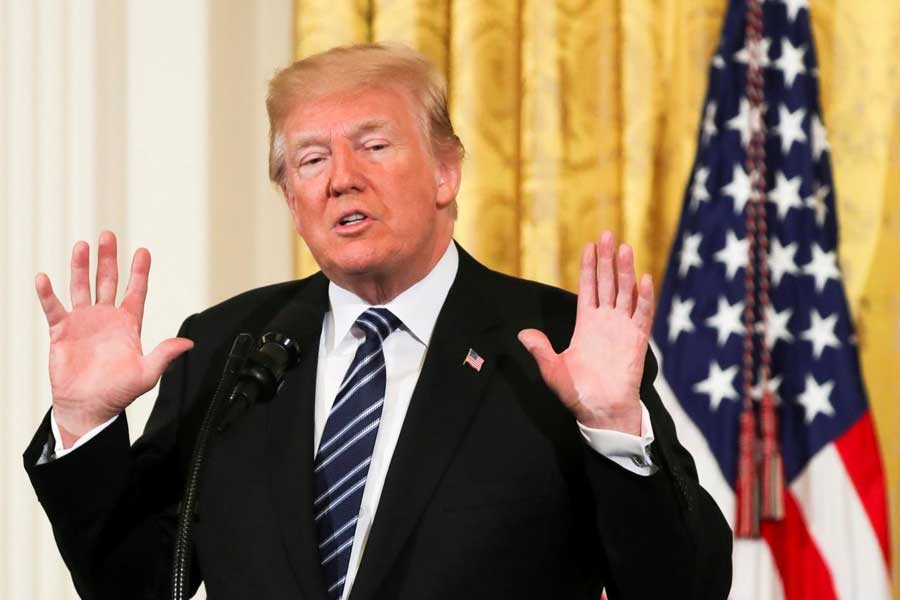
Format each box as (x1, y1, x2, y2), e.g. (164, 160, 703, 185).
(24, 243, 732, 600)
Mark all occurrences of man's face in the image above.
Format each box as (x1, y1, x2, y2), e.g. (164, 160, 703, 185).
(280, 85, 459, 293)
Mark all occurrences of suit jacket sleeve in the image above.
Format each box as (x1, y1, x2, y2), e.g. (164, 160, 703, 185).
(452, 259, 733, 600)
(22, 315, 203, 600)
(581, 347, 733, 599)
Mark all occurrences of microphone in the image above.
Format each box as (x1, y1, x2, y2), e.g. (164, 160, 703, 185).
(172, 330, 301, 600)
(216, 332, 301, 432)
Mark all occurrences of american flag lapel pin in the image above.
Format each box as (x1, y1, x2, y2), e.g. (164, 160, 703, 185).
(463, 348, 484, 372)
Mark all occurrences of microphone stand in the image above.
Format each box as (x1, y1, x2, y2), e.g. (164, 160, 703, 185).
(171, 332, 300, 600)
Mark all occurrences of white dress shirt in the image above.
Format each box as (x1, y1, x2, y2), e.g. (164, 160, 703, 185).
(42, 241, 656, 600)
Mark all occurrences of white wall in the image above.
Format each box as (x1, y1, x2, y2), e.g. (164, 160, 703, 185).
(0, 1, 294, 597)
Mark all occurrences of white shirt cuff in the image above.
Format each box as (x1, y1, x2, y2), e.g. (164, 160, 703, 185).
(37, 411, 121, 465)
(577, 402, 657, 476)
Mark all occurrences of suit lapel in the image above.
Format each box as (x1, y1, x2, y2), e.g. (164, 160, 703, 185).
(266, 273, 331, 600)
(349, 246, 502, 600)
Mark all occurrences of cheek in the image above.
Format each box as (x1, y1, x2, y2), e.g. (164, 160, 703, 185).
(286, 184, 328, 233)
(389, 170, 439, 215)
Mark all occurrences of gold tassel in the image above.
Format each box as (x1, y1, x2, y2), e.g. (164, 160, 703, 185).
(760, 390, 784, 519)
(735, 406, 760, 538)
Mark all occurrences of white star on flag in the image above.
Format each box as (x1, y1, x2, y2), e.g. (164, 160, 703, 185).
(800, 308, 841, 358)
(690, 167, 711, 210)
(768, 236, 800, 285)
(811, 114, 830, 161)
(805, 184, 830, 226)
(678, 232, 703, 277)
(796, 374, 836, 424)
(774, 38, 807, 88)
(721, 164, 752, 215)
(702, 102, 718, 145)
(803, 243, 840, 292)
(762, 304, 794, 350)
(668, 295, 696, 342)
(768, 171, 803, 219)
(705, 296, 745, 346)
(693, 361, 740, 411)
(752, 374, 783, 404)
(714, 230, 748, 280)
(727, 98, 765, 148)
(734, 36, 772, 68)
(775, 104, 807, 154)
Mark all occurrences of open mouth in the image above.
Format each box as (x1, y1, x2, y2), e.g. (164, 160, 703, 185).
(339, 212, 368, 226)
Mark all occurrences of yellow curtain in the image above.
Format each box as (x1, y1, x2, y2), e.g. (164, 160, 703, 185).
(293, 0, 900, 592)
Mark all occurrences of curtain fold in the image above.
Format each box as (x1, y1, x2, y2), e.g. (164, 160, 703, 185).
(293, 1, 900, 593)
(449, 0, 523, 275)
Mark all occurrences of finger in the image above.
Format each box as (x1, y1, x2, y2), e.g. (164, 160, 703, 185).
(35, 273, 67, 327)
(576, 243, 598, 317)
(614, 244, 636, 314)
(596, 231, 616, 308)
(69, 241, 92, 307)
(95, 230, 119, 305)
(632, 274, 655, 334)
(517, 328, 560, 383)
(142, 337, 194, 386)
(122, 248, 151, 326)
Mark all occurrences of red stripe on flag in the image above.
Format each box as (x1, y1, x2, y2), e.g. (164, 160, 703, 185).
(761, 491, 838, 600)
(833, 412, 891, 567)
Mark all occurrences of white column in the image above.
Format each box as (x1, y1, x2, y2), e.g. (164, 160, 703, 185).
(0, 1, 293, 598)
(122, 0, 214, 439)
(4, 1, 40, 597)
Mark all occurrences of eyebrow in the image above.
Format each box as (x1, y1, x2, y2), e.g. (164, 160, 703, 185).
(290, 119, 394, 156)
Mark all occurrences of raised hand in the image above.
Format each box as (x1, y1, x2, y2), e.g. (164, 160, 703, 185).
(34, 231, 193, 446)
(518, 231, 655, 436)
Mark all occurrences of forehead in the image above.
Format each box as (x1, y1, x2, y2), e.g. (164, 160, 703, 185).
(282, 85, 422, 142)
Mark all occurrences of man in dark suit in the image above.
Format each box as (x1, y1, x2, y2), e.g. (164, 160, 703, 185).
(26, 44, 732, 599)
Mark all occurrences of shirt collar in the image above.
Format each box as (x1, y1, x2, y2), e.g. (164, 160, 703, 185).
(327, 241, 459, 350)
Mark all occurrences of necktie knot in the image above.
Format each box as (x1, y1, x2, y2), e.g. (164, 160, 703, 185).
(355, 307, 402, 344)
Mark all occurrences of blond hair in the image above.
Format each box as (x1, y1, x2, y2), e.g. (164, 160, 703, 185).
(266, 43, 464, 185)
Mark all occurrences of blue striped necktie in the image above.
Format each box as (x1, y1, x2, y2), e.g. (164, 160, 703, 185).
(314, 307, 402, 599)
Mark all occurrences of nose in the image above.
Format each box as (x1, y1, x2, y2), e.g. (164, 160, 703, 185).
(327, 141, 364, 198)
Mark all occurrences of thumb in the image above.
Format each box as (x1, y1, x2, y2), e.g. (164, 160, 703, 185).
(517, 328, 559, 384)
(143, 337, 194, 383)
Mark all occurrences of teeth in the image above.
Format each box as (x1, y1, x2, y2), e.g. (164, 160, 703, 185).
(340, 213, 366, 225)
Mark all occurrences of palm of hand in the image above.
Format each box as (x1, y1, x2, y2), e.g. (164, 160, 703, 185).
(555, 307, 648, 424)
(49, 305, 149, 420)
(518, 232, 654, 435)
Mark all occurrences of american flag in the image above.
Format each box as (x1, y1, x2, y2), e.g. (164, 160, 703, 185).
(650, 0, 891, 598)
(463, 348, 484, 372)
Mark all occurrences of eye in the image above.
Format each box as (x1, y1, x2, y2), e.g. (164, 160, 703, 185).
(364, 141, 389, 152)
(296, 152, 329, 177)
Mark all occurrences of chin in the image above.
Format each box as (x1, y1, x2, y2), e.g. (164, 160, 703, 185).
(327, 247, 391, 278)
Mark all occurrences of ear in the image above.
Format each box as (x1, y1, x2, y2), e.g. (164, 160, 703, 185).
(281, 182, 304, 235)
(434, 155, 462, 209)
